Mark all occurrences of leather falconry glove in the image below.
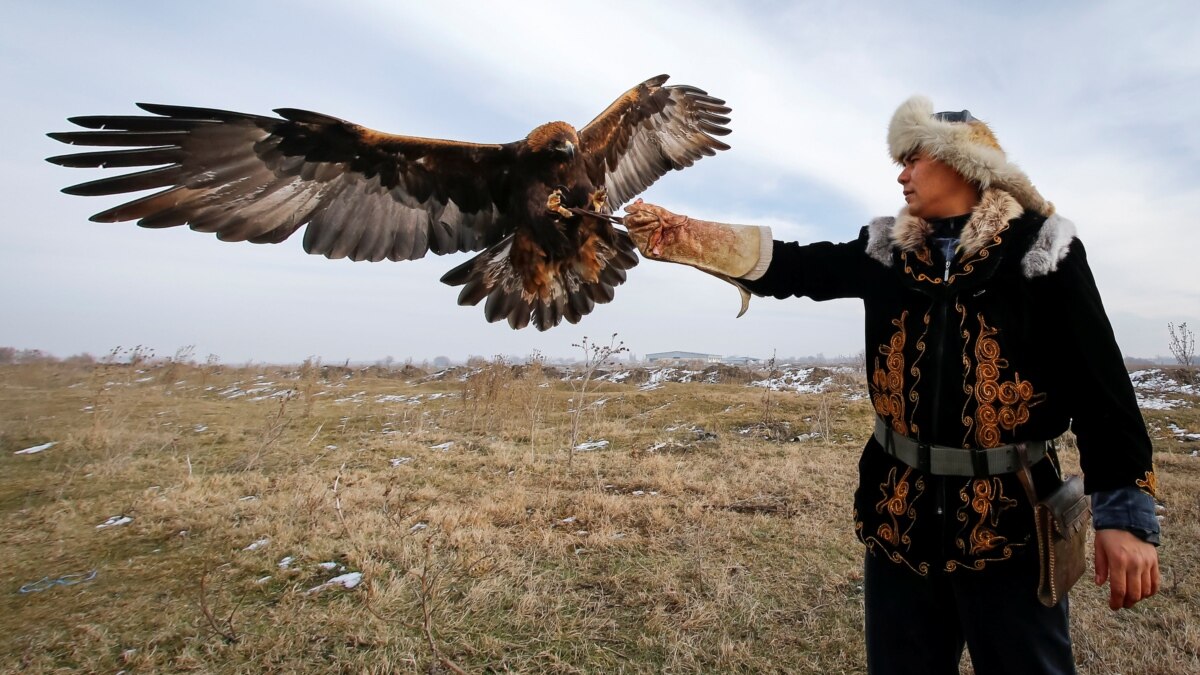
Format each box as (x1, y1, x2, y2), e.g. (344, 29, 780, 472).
(622, 199, 772, 317)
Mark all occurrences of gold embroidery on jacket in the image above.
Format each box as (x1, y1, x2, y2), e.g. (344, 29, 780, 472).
(913, 246, 933, 266)
(900, 221, 1010, 287)
(956, 301, 975, 448)
(855, 510, 931, 577)
(908, 310, 932, 437)
(973, 314, 1043, 448)
(945, 222, 1009, 285)
(871, 311, 909, 434)
(1136, 471, 1159, 498)
(902, 251, 945, 286)
(875, 466, 924, 548)
(955, 478, 1018, 555)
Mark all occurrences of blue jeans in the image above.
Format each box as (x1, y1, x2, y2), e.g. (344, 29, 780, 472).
(864, 549, 1076, 675)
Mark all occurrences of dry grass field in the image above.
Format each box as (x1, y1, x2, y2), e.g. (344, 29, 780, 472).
(1, 352, 1197, 674)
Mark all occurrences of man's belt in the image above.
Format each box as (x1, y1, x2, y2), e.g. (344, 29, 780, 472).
(873, 417, 1048, 477)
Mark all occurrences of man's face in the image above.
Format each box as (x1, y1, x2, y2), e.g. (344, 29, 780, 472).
(897, 151, 979, 219)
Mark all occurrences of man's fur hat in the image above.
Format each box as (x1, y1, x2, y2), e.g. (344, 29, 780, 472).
(887, 96, 1053, 216)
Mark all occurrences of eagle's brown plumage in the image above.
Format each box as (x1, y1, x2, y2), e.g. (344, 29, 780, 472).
(47, 74, 732, 330)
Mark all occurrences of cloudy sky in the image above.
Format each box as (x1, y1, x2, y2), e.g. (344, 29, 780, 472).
(2, 1, 1197, 363)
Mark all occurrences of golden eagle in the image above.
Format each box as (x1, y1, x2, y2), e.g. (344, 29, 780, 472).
(47, 75, 732, 330)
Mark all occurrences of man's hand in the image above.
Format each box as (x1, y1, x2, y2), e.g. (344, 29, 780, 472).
(1094, 529, 1159, 610)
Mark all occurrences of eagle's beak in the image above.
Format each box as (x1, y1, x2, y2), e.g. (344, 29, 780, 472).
(564, 141, 576, 159)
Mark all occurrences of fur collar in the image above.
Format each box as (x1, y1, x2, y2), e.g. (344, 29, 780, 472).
(866, 189, 1075, 279)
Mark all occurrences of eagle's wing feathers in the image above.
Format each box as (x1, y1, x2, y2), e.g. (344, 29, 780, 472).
(47, 103, 507, 262)
(579, 74, 731, 209)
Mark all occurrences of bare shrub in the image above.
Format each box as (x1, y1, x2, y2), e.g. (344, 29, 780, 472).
(1168, 321, 1195, 384)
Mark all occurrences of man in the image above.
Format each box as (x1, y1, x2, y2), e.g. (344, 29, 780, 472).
(623, 97, 1160, 674)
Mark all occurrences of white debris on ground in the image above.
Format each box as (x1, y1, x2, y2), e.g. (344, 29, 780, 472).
(1137, 394, 1184, 410)
(96, 516, 132, 529)
(598, 370, 633, 383)
(277, 556, 295, 570)
(193, 424, 208, 433)
(317, 562, 345, 572)
(243, 538, 270, 551)
(1130, 369, 1196, 410)
(429, 441, 454, 451)
(1166, 423, 1200, 442)
(574, 440, 609, 451)
(390, 457, 414, 467)
(15, 441, 56, 455)
(305, 572, 363, 594)
(750, 367, 840, 393)
(1130, 369, 1197, 394)
(409, 522, 428, 533)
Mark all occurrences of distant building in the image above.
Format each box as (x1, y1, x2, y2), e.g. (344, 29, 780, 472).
(645, 351, 722, 364)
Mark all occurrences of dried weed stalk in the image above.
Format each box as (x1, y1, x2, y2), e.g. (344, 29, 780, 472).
(568, 334, 627, 466)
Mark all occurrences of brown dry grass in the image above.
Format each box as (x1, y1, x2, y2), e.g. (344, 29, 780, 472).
(1, 359, 1197, 673)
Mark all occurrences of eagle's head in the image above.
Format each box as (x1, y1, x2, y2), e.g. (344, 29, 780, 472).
(526, 121, 579, 159)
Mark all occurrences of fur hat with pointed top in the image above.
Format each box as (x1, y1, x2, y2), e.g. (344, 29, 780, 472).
(887, 96, 1053, 216)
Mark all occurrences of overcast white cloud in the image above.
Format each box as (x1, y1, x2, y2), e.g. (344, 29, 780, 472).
(1, 0, 1197, 363)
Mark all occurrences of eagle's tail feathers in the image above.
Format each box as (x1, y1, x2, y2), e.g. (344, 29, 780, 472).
(439, 229, 638, 331)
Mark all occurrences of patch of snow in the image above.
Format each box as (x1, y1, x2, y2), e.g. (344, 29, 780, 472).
(574, 440, 609, 451)
(278, 556, 295, 569)
(256, 576, 272, 584)
(317, 562, 344, 571)
(430, 441, 454, 451)
(96, 515, 132, 529)
(409, 522, 428, 533)
(244, 538, 270, 551)
(1166, 423, 1200, 441)
(1138, 394, 1184, 410)
(306, 571, 362, 594)
(193, 424, 208, 433)
(390, 457, 414, 467)
(15, 441, 56, 455)
(324, 445, 338, 450)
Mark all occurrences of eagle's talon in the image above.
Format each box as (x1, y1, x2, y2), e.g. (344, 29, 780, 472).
(588, 187, 608, 212)
(546, 189, 575, 219)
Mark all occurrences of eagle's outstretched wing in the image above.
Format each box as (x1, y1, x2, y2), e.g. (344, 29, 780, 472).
(579, 74, 732, 209)
(47, 104, 508, 261)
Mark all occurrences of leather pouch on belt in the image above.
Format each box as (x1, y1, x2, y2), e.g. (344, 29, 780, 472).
(1032, 475, 1091, 607)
